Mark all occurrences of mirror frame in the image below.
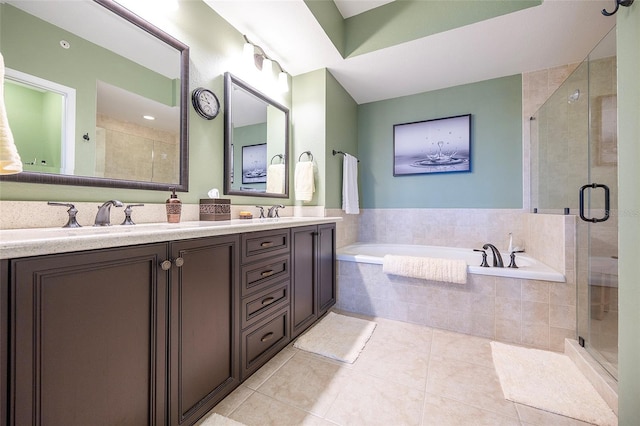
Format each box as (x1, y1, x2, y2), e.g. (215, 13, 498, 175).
(224, 72, 289, 198)
(0, 0, 190, 191)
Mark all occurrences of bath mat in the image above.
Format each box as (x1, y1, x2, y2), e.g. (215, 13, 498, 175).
(198, 413, 246, 426)
(293, 312, 377, 363)
(491, 342, 617, 426)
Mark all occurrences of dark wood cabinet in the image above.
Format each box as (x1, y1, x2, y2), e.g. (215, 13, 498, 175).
(169, 235, 240, 426)
(2, 222, 336, 425)
(9, 244, 169, 426)
(291, 223, 336, 339)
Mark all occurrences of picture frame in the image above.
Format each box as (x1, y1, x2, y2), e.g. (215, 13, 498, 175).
(242, 143, 267, 184)
(393, 114, 471, 176)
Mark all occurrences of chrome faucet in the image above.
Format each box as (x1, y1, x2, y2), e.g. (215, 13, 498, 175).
(482, 243, 504, 267)
(267, 204, 284, 218)
(94, 200, 123, 226)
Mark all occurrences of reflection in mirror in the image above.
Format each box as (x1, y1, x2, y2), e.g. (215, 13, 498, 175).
(224, 72, 289, 198)
(0, 0, 189, 190)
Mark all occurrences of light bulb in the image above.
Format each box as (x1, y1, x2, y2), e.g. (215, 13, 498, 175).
(278, 71, 289, 92)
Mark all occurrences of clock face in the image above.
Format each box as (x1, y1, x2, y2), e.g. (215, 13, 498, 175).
(192, 88, 220, 120)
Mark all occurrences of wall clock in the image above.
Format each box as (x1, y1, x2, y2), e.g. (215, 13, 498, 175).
(192, 87, 220, 120)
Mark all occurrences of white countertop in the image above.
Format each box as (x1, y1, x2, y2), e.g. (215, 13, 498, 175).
(0, 217, 341, 260)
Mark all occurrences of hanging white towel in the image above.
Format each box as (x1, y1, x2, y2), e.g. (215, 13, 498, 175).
(266, 163, 285, 194)
(295, 161, 315, 202)
(0, 52, 22, 175)
(342, 153, 359, 214)
(382, 255, 467, 284)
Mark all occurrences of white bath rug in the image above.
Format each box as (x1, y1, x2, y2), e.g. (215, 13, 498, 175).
(197, 412, 246, 426)
(293, 312, 377, 364)
(491, 342, 617, 426)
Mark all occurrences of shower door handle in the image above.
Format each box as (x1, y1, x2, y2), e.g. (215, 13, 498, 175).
(579, 183, 610, 223)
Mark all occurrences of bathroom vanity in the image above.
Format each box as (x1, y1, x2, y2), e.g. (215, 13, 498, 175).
(0, 218, 337, 425)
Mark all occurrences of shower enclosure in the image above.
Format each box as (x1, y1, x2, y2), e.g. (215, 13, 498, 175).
(530, 28, 618, 380)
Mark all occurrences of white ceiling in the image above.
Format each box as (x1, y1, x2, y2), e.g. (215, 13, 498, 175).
(204, 0, 616, 104)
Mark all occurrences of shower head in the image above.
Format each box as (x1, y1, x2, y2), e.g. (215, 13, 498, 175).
(568, 89, 580, 104)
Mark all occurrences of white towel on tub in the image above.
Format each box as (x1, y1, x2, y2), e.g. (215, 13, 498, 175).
(382, 255, 467, 284)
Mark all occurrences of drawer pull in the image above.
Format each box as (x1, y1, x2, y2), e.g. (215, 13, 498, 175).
(260, 269, 274, 277)
(260, 241, 274, 248)
(260, 332, 274, 342)
(261, 297, 275, 306)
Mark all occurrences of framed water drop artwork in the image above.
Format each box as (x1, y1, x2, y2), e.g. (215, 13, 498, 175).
(393, 114, 471, 176)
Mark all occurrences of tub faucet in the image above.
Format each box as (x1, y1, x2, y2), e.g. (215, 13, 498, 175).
(94, 200, 123, 226)
(482, 243, 504, 267)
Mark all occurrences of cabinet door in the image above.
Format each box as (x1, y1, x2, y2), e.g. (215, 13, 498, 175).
(290, 225, 317, 339)
(169, 235, 240, 426)
(317, 223, 336, 316)
(10, 244, 168, 426)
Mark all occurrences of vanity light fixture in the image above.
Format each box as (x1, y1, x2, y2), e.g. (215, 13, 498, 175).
(242, 35, 290, 92)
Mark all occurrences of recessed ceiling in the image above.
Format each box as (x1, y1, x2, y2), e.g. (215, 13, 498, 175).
(205, 0, 615, 104)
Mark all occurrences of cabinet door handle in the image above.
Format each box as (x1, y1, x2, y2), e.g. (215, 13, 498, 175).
(174, 257, 184, 267)
(260, 241, 274, 248)
(260, 332, 274, 342)
(261, 269, 274, 277)
(160, 260, 172, 271)
(261, 297, 275, 305)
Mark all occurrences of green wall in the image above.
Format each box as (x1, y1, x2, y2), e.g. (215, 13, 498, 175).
(291, 69, 327, 206)
(325, 71, 358, 209)
(617, 3, 640, 423)
(357, 75, 523, 208)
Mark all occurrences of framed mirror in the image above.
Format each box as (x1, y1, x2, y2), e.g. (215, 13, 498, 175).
(224, 72, 289, 198)
(0, 0, 189, 191)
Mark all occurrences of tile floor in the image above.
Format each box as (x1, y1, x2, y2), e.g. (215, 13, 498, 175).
(200, 310, 599, 426)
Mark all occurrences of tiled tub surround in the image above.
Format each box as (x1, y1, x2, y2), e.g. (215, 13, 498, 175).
(335, 209, 577, 352)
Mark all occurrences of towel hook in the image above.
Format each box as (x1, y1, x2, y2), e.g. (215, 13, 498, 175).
(602, 0, 634, 16)
(270, 154, 284, 164)
(298, 151, 313, 162)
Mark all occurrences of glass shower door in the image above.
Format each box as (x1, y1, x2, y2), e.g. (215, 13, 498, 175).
(582, 28, 618, 379)
(530, 27, 618, 380)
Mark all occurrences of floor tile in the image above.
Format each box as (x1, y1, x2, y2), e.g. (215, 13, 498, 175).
(516, 403, 595, 425)
(426, 355, 519, 419)
(243, 346, 297, 390)
(256, 352, 349, 416)
(324, 371, 424, 426)
(229, 392, 334, 426)
(430, 329, 494, 368)
(422, 393, 520, 426)
(203, 385, 253, 418)
(352, 336, 430, 390)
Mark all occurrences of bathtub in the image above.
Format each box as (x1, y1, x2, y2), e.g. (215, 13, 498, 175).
(336, 243, 565, 282)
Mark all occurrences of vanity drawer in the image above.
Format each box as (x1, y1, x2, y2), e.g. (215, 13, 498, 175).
(241, 306, 289, 380)
(242, 280, 289, 330)
(241, 229, 290, 264)
(241, 254, 290, 297)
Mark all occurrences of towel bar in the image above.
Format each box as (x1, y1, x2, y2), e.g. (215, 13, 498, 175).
(332, 149, 360, 162)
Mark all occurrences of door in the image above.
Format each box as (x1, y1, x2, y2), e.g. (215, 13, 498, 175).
(290, 225, 317, 339)
(317, 223, 336, 316)
(169, 235, 240, 425)
(10, 244, 168, 426)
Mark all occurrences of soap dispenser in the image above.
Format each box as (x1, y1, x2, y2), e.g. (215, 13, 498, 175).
(166, 187, 182, 223)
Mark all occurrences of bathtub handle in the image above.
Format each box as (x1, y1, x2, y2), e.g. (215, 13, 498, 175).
(473, 249, 490, 267)
(579, 183, 610, 223)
